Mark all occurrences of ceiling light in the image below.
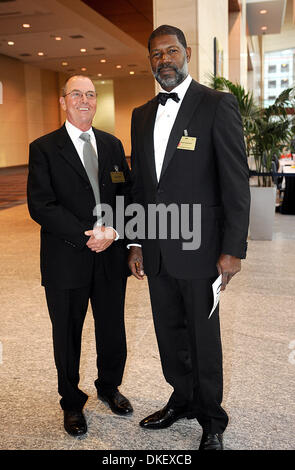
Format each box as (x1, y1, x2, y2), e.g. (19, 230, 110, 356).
(97, 73, 102, 77)
(260, 9, 267, 14)
(129, 71, 135, 75)
(81, 67, 87, 71)
(62, 62, 68, 66)
(80, 48, 86, 53)
(22, 23, 30, 28)
(116, 65, 122, 69)
(100, 59, 106, 63)
(55, 36, 62, 41)
(38, 52, 44, 56)
(101, 81, 105, 84)
(8, 41, 15, 46)
(261, 26, 267, 31)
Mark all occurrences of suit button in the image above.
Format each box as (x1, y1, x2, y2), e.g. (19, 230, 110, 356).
(85, 185, 90, 189)
(157, 189, 164, 194)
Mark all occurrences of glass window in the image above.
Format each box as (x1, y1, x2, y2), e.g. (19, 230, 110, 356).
(281, 79, 289, 88)
(281, 63, 289, 72)
(268, 65, 276, 73)
(268, 80, 276, 88)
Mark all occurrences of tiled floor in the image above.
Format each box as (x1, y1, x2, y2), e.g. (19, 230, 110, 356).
(0, 166, 28, 210)
(0, 202, 295, 450)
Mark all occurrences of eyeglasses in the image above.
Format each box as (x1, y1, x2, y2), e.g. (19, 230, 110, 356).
(63, 90, 97, 100)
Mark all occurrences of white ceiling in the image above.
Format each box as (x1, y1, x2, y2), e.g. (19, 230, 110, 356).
(246, 0, 287, 35)
(0, 0, 291, 78)
(0, 0, 150, 79)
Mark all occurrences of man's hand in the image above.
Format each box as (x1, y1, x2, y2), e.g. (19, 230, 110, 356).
(128, 246, 145, 280)
(85, 226, 116, 253)
(217, 254, 241, 291)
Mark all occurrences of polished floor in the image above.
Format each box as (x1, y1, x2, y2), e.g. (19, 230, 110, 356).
(0, 203, 295, 451)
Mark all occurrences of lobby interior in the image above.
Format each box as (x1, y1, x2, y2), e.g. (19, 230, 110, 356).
(0, 0, 295, 451)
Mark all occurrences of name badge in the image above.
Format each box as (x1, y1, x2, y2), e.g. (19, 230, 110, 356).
(177, 136, 197, 151)
(110, 171, 125, 183)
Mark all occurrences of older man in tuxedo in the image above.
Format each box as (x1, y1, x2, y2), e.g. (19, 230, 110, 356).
(27, 75, 133, 436)
(128, 25, 250, 450)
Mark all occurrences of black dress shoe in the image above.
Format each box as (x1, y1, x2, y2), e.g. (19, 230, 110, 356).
(139, 405, 190, 429)
(64, 410, 87, 437)
(97, 389, 133, 415)
(199, 432, 224, 450)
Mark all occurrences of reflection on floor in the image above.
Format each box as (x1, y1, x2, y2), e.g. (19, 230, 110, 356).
(0, 205, 295, 450)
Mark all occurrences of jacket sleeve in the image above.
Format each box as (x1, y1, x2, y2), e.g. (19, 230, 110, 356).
(213, 93, 250, 259)
(27, 140, 89, 249)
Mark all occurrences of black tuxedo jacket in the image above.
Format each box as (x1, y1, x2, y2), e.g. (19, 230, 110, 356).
(130, 79, 250, 279)
(27, 124, 131, 289)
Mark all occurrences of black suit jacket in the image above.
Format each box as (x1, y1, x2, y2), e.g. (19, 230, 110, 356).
(130, 79, 250, 279)
(27, 124, 131, 289)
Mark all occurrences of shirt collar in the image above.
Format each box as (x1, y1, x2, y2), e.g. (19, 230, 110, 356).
(65, 119, 94, 142)
(159, 74, 192, 102)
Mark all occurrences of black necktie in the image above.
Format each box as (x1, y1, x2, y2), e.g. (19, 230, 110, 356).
(157, 92, 180, 106)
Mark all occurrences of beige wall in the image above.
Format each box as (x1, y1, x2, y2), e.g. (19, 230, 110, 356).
(93, 80, 115, 135)
(0, 54, 61, 168)
(0, 55, 29, 167)
(229, 0, 248, 87)
(197, 0, 229, 84)
(113, 76, 155, 156)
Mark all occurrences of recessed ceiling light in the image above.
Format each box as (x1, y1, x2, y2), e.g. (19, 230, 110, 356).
(80, 48, 86, 53)
(55, 36, 62, 41)
(116, 65, 122, 69)
(22, 23, 30, 28)
(38, 52, 44, 56)
(129, 71, 135, 75)
(97, 73, 102, 77)
(8, 41, 15, 46)
(261, 26, 267, 31)
(100, 59, 106, 63)
(260, 9, 267, 14)
(81, 67, 87, 71)
(101, 81, 105, 84)
(62, 61, 68, 66)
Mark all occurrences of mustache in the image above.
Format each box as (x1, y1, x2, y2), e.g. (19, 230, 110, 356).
(156, 63, 178, 74)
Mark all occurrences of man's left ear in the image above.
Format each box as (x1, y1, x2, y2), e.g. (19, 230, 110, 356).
(186, 47, 192, 63)
(59, 96, 66, 111)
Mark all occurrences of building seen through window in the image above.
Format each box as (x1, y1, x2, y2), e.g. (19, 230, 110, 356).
(264, 48, 295, 107)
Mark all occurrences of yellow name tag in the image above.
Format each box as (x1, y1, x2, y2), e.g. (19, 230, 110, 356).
(110, 171, 125, 183)
(177, 136, 197, 151)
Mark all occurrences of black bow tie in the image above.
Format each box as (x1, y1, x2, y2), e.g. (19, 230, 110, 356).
(157, 92, 180, 106)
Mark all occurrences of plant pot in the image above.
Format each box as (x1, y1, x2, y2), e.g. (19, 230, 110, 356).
(249, 186, 276, 240)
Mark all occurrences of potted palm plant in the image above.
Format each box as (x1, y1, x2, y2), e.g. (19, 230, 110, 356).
(209, 75, 295, 239)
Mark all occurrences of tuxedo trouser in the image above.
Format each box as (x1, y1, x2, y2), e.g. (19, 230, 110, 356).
(147, 260, 228, 434)
(44, 268, 127, 411)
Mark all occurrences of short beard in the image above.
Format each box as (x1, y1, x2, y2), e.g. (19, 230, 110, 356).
(153, 60, 188, 89)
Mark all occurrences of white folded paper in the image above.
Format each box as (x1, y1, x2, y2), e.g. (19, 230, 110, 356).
(208, 274, 222, 319)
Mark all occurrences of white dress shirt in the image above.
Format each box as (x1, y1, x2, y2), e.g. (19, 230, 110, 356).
(65, 120, 119, 240)
(128, 75, 193, 249)
(154, 74, 192, 180)
(65, 119, 98, 164)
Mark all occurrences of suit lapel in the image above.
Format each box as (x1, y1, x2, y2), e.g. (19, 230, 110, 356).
(159, 80, 205, 181)
(143, 97, 159, 186)
(57, 125, 90, 184)
(93, 128, 107, 183)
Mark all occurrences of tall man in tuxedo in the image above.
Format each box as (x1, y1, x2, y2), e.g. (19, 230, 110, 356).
(27, 75, 133, 437)
(128, 25, 250, 450)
